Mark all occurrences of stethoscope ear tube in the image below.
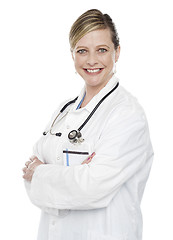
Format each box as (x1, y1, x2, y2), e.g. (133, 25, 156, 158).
(42, 98, 78, 137)
(43, 131, 62, 137)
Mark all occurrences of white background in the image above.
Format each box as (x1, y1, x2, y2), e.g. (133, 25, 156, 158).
(0, 0, 172, 239)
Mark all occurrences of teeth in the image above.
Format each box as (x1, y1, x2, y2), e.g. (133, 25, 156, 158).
(86, 69, 101, 73)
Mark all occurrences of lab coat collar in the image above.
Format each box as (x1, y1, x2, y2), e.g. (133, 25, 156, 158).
(71, 74, 119, 113)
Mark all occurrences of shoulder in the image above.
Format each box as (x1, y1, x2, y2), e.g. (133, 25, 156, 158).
(110, 85, 146, 121)
(102, 85, 149, 136)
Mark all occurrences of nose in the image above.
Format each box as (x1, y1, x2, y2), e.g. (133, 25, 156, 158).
(86, 52, 98, 66)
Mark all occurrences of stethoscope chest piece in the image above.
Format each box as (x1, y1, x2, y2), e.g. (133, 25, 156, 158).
(68, 130, 84, 144)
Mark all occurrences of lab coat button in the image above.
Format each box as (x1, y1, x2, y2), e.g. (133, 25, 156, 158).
(66, 125, 70, 129)
(57, 156, 60, 160)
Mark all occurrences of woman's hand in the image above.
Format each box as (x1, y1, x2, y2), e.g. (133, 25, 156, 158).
(22, 155, 44, 182)
(22, 152, 95, 181)
(81, 152, 96, 165)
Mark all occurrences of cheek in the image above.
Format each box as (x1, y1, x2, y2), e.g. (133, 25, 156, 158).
(109, 56, 116, 69)
(74, 56, 84, 68)
(104, 57, 114, 68)
(100, 53, 115, 66)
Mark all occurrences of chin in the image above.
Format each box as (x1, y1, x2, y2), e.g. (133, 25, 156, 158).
(86, 75, 113, 88)
(85, 78, 102, 86)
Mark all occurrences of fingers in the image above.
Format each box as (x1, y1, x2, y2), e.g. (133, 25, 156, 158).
(25, 160, 32, 168)
(88, 152, 96, 161)
(81, 159, 91, 165)
(23, 163, 35, 181)
(30, 155, 38, 162)
(22, 167, 27, 174)
(22, 156, 43, 181)
(24, 155, 38, 169)
(82, 152, 96, 165)
(23, 168, 33, 181)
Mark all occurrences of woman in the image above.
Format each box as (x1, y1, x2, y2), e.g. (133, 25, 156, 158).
(23, 9, 153, 240)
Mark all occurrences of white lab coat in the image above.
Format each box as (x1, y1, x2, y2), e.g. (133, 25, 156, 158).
(25, 75, 153, 240)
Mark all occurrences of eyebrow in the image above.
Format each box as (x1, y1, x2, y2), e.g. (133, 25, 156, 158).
(76, 45, 110, 50)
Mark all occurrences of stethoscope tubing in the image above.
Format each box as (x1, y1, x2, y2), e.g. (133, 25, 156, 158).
(78, 82, 119, 132)
(43, 82, 119, 142)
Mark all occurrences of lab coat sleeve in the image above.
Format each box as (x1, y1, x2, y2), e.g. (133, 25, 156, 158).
(26, 106, 153, 211)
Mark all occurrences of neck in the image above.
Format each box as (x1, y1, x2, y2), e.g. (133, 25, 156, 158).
(81, 74, 114, 108)
(85, 85, 103, 101)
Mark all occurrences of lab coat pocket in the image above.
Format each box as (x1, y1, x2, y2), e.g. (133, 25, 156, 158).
(63, 149, 89, 166)
(62, 141, 91, 166)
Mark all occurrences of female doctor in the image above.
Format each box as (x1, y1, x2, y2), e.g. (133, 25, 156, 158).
(22, 9, 153, 240)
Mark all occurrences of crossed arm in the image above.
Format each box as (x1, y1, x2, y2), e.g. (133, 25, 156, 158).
(22, 153, 96, 182)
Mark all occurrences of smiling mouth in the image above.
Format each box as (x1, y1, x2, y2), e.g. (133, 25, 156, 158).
(84, 68, 103, 74)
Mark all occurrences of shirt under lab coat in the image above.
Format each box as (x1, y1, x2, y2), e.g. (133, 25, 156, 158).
(25, 75, 153, 240)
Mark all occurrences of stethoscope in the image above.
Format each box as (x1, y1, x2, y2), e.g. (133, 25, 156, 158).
(43, 82, 119, 144)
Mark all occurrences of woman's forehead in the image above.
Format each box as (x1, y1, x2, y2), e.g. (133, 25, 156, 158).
(75, 29, 113, 48)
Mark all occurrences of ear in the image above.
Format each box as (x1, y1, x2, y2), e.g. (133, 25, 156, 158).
(115, 45, 121, 62)
(71, 49, 75, 61)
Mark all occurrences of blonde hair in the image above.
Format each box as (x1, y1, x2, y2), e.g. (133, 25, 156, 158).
(69, 9, 120, 50)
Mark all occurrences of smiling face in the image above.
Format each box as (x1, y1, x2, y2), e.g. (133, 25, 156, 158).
(72, 29, 120, 90)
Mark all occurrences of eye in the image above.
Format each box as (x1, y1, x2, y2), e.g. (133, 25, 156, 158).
(77, 49, 87, 54)
(98, 48, 107, 53)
